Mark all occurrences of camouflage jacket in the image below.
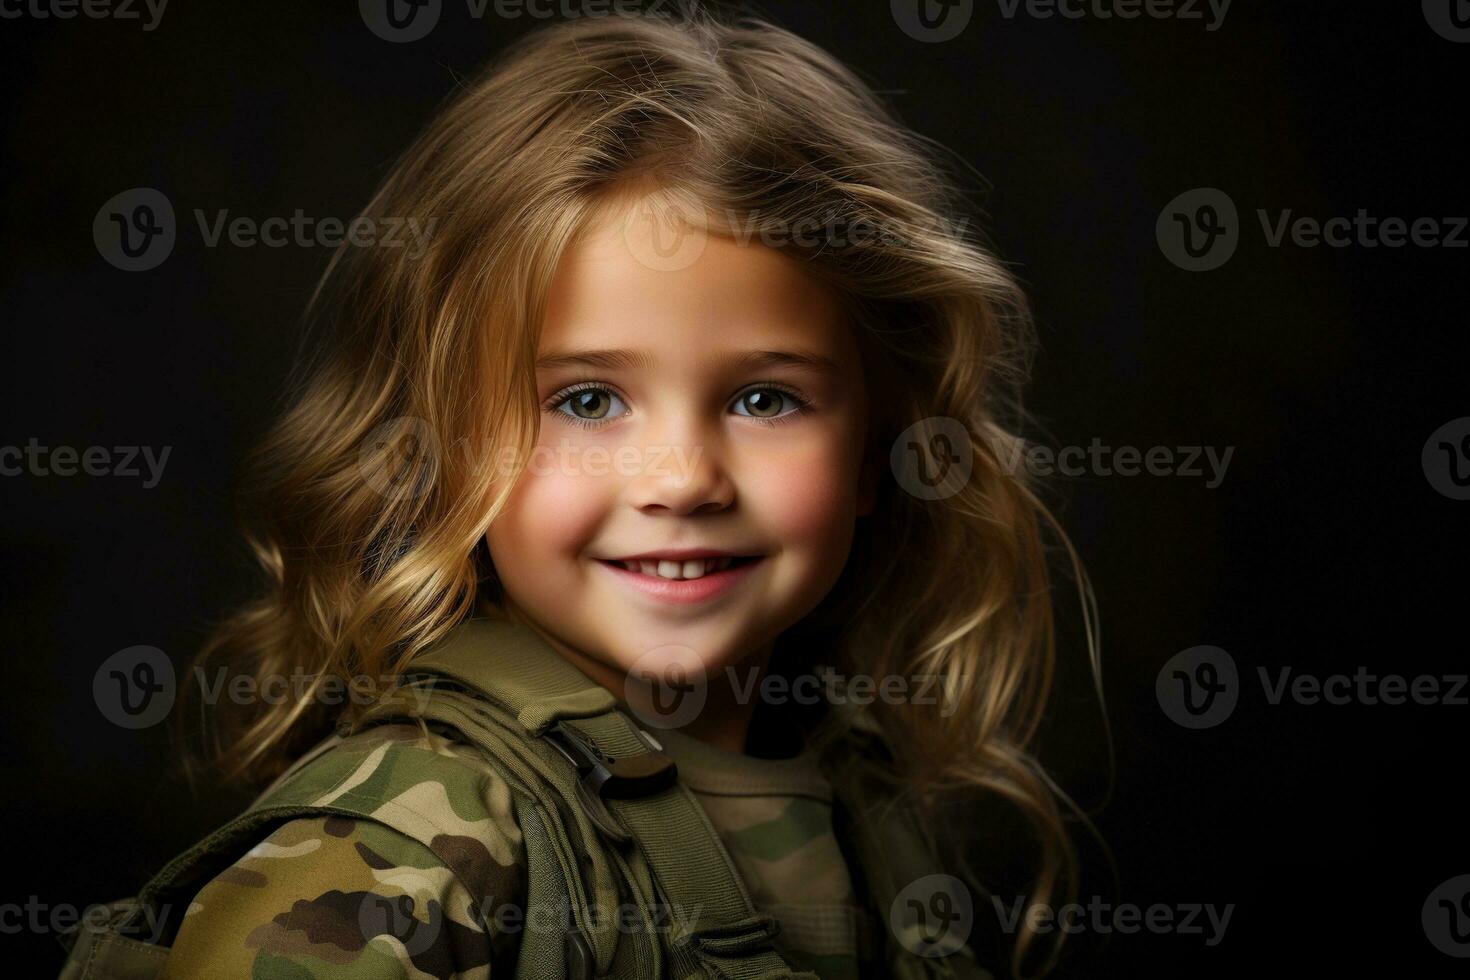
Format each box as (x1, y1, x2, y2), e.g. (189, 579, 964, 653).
(160, 722, 525, 978)
(64, 614, 993, 980)
(149, 682, 984, 978)
(157, 719, 882, 978)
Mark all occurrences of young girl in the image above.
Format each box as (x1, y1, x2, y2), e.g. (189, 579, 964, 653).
(93, 7, 1098, 979)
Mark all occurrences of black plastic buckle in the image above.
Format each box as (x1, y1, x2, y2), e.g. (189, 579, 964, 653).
(543, 721, 678, 799)
(542, 721, 678, 846)
(564, 926, 595, 980)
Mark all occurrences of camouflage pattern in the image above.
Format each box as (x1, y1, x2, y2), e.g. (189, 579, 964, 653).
(147, 711, 972, 978)
(159, 722, 527, 978)
(652, 726, 873, 980)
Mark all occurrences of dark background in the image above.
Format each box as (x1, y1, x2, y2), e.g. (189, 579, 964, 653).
(2, 1, 1464, 976)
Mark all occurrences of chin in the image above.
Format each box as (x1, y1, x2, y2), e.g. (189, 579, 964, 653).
(610, 623, 764, 678)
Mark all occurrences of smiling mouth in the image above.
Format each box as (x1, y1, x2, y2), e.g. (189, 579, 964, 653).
(596, 556, 762, 580)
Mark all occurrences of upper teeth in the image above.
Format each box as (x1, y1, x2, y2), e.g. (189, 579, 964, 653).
(620, 557, 735, 579)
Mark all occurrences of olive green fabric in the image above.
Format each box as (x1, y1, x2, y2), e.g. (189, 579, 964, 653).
(378, 618, 815, 980)
(652, 725, 876, 980)
(159, 722, 527, 978)
(56, 617, 993, 979)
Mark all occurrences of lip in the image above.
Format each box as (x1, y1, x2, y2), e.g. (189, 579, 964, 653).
(604, 547, 749, 561)
(594, 556, 764, 604)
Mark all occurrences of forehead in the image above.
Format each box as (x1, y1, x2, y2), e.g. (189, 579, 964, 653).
(538, 195, 856, 366)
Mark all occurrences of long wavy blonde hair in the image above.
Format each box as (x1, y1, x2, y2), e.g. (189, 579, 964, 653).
(184, 5, 1104, 975)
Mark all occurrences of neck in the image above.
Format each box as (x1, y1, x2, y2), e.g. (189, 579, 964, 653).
(496, 604, 772, 755)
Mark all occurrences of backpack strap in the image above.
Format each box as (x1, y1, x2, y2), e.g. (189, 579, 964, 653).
(118, 722, 533, 947)
(59, 616, 825, 980)
(365, 616, 818, 980)
(58, 724, 512, 979)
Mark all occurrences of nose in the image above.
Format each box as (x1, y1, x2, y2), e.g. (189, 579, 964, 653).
(623, 417, 735, 516)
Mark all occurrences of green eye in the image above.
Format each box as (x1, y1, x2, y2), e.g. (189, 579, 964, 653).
(551, 386, 627, 425)
(731, 386, 807, 422)
(735, 390, 784, 418)
(545, 382, 810, 429)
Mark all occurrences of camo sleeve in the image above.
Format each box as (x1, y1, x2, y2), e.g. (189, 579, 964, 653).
(158, 813, 523, 978)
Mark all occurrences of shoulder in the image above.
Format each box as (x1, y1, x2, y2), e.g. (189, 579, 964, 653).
(162, 723, 529, 978)
(255, 721, 527, 883)
(163, 813, 516, 977)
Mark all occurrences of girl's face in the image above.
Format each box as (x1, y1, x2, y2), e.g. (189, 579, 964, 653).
(485, 192, 874, 701)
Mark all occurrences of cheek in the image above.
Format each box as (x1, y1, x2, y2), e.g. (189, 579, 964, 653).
(489, 465, 606, 564)
(744, 437, 859, 556)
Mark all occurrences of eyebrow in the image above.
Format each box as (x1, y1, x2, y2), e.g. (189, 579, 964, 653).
(535, 347, 840, 374)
